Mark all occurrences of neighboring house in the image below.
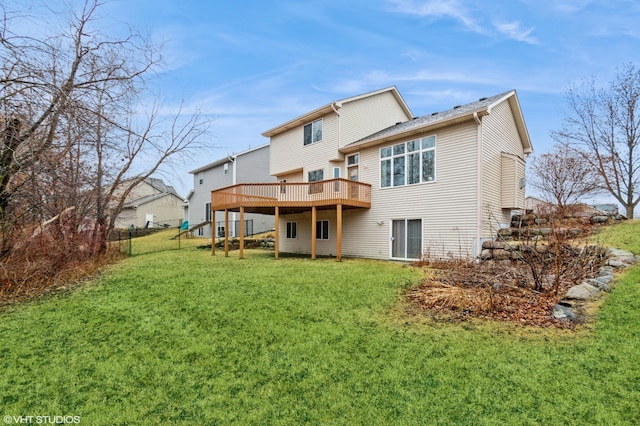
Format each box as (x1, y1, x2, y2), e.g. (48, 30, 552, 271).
(211, 86, 533, 260)
(113, 177, 185, 229)
(188, 143, 276, 238)
(524, 196, 554, 215)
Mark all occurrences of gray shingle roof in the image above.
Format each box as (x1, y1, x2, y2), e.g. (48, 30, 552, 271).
(349, 90, 514, 146)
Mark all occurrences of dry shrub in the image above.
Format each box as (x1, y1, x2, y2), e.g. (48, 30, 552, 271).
(0, 224, 123, 305)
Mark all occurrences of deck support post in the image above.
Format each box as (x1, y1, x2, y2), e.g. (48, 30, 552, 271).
(336, 204, 342, 261)
(224, 209, 229, 257)
(311, 206, 317, 260)
(211, 207, 215, 256)
(239, 207, 245, 259)
(274, 206, 279, 259)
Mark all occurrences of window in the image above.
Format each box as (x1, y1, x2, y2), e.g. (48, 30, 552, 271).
(217, 226, 225, 237)
(347, 153, 359, 166)
(303, 119, 323, 146)
(286, 222, 297, 239)
(205, 202, 211, 222)
(198, 172, 204, 185)
(223, 163, 229, 175)
(333, 167, 341, 191)
(308, 169, 324, 194)
(380, 136, 436, 188)
(316, 220, 329, 240)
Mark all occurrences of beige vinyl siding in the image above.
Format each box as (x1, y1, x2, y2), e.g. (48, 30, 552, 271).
(276, 170, 303, 183)
(270, 113, 339, 178)
(339, 91, 413, 146)
(340, 121, 480, 259)
(481, 100, 527, 234)
(278, 210, 340, 256)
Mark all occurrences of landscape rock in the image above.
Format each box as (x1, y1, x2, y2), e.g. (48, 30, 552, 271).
(606, 248, 635, 258)
(590, 215, 610, 224)
(565, 283, 601, 300)
(552, 304, 576, 320)
(584, 278, 611, 292)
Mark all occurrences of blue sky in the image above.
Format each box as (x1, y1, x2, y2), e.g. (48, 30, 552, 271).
(15, 1, 640, 196)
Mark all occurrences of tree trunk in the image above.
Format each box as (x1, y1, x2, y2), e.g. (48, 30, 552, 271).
(626, 205, 635, 219)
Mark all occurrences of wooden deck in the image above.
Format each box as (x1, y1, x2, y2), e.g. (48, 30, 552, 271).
(211, 179, 371, 214)
(210, 179, 371, 261)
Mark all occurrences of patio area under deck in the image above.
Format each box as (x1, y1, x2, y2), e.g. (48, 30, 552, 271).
(210, 178, 372, 261)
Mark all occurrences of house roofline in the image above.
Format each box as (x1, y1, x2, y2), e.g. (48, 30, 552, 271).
(340, 90, 533, 154)
(339, 108, 491, 153)
(261, 86, 413, 138)
(189, 142, 270, 174)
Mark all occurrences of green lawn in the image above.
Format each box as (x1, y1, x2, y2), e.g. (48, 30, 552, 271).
(0, 229, 639, 424)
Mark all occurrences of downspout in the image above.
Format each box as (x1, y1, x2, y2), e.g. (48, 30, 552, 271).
(331, 102, 341, 146)
(229, 155, 237, 236)
(474, 112, 483, 259)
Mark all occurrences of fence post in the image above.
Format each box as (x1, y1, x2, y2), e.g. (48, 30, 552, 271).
(128, 231, 133, 256)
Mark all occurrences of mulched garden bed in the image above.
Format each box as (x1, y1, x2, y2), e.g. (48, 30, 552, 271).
(406, 257, 596, 329)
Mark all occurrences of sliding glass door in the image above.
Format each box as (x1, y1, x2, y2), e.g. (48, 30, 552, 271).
(391, 219, 422, 260)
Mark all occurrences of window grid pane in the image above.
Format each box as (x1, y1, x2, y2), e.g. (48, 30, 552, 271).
(422, 150, 435, 182)
(303, 124, 312, 146)
(407, 219, 422, 259)
(407, 153, 420, 184)
(393, 157, 405, 186)
(381, 159, 391, 187)
(312, 120, 322, 143)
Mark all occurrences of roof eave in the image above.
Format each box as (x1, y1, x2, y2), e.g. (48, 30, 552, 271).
(340, 109, 490, 153)
(262, 104, 336, 138)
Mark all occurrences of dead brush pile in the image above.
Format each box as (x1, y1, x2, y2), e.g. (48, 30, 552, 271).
(406, 244, 605, 328)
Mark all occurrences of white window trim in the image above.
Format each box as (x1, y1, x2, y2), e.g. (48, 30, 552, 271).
(303, 118, 323, 146)
(380, 136, 436, 189)
(286, 221, 297, 239)
(389, 218, 423, 261)
(347, 153, 360, 166)
(316, 219, 329, 240)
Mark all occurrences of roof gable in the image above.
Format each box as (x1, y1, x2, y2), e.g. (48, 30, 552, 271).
(261, 86, 413, 138)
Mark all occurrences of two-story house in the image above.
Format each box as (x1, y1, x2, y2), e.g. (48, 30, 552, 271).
(188, 143, 276, 238)
(211, 87, 532, 261)
(114, 177, 184, 229)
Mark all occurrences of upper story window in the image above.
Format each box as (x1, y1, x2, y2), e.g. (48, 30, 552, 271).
(198, 172, 204, 185)
(380, 135, 436, 188)
(303, 119, 323, 146)
(223, 163, 229, 175)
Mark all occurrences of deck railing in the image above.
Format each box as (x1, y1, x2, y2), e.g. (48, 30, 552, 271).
(211, 179, 371, 210)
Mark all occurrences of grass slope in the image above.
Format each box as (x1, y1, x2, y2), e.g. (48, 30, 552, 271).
(0, 229, 639, 424)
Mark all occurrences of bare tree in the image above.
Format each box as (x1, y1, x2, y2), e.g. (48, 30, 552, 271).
(0, 0, 212, 259)
(553, 63, 640, 218)
(529, 144, 601, 211)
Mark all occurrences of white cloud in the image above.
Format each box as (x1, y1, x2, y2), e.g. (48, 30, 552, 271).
(385, 0, 487, 34)
(494, 21, 538, 44)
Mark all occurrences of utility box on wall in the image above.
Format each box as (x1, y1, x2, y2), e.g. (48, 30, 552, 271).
(501, 152, 526, 209)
